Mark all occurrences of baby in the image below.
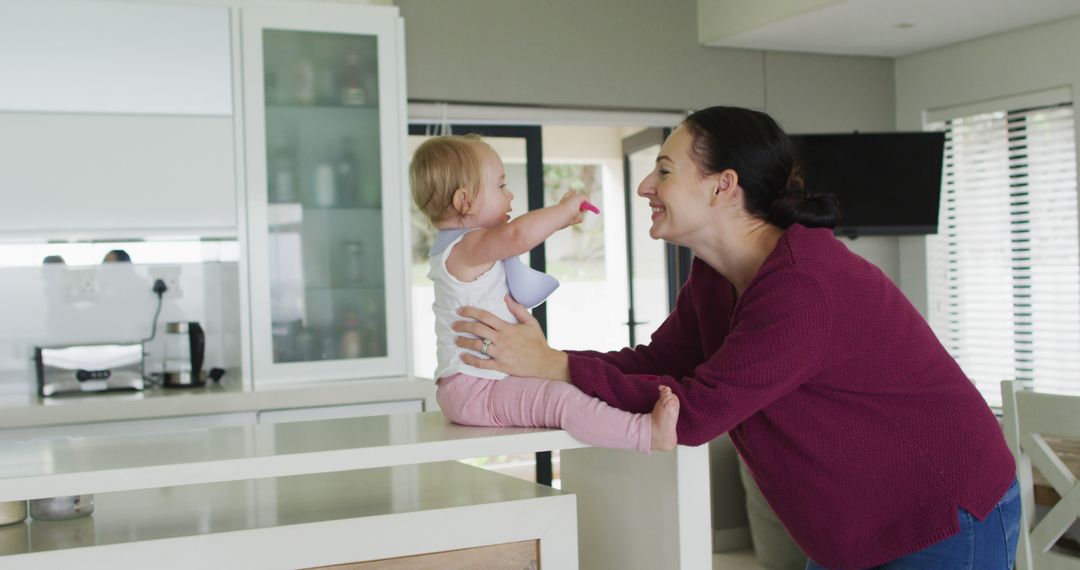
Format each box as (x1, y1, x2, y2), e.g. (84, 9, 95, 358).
(410, 134, 678, 453)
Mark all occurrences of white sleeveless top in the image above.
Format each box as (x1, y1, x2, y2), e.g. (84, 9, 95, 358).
(428, 231, 516, 380)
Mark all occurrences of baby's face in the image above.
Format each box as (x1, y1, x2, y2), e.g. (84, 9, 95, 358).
(471, 148, 513, 229)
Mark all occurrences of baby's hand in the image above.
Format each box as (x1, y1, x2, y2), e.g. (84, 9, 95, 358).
(557, 191, 587, 227)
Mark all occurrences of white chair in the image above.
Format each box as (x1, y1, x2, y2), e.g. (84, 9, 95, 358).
(1002, 380, 1080, 570)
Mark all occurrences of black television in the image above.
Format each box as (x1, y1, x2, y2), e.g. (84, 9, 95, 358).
(788, 132, 945, 237)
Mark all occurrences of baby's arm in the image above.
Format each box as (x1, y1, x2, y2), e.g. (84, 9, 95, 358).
(449, 192, 585, 279)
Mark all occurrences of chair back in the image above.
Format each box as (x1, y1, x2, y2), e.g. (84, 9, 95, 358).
(1002, 380, 1080, 570)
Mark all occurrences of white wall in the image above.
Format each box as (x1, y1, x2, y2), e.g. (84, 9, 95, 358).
(397, 0, 904, 283)
(894, 14, 1080, 314)
(0, 262, 242, 399)
(397, 0, 893, 115)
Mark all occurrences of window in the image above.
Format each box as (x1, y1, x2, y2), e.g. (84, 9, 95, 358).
(927, 102, 1078, 407)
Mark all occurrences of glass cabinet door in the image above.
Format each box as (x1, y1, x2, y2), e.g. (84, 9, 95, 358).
(243, 6, 407, 384)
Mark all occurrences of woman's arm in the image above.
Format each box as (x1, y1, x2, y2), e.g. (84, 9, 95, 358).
(572, 270, 831, 446)
(457, 269, 830, 446)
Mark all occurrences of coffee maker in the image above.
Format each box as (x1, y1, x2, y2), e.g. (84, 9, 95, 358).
(162, 321, 224, 388)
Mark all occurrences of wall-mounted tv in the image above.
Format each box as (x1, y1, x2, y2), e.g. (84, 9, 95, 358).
(788, 132, 946, 237)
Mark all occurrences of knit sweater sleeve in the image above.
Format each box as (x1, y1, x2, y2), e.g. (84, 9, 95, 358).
(569, 269, 830, 445)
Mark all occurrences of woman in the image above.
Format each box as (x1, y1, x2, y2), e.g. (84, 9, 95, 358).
(451, 106, 1020, 569)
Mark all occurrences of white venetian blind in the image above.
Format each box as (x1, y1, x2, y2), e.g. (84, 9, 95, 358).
(927, 103, 1079, 407)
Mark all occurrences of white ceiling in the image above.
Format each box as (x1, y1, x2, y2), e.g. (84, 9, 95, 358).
(700, 0, 1080, 57)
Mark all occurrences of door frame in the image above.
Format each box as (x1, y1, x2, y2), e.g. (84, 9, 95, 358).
(621, 127, 690, 346)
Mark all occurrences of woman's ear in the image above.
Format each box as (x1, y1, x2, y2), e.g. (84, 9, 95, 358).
(451, 188, 471, 215)
(710, 170, 740, 203)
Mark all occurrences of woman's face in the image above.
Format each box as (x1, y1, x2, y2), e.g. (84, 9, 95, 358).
(637, 126, 717, 245)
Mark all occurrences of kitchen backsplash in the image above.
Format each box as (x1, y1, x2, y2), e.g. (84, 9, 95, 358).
(0, 261, 241, 397)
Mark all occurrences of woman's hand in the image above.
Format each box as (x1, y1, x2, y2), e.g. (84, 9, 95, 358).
(453, 295, 571, 382)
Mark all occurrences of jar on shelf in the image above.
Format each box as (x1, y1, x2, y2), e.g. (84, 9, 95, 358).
(340, 53, 366, 106)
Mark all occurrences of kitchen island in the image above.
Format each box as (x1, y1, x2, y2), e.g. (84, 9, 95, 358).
(0, 461, 577, 568)
(0, 410, 712, 569)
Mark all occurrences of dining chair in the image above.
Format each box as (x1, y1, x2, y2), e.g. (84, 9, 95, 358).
(1002, 380, 1080, 569)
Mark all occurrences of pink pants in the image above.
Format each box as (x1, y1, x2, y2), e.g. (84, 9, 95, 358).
(436, 373, 651, 454)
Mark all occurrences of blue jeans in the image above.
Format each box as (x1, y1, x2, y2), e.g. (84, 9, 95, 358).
(807, 478, 1020, 570)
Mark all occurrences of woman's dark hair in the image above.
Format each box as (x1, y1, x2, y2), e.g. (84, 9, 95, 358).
(681, 106, 840, 229)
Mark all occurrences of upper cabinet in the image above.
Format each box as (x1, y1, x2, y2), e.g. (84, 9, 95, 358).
(0, 0, 232, 116)
(0, 0, 237, 237)
(241, 4, 410, 384)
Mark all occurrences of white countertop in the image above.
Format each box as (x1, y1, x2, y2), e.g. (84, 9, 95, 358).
(0, 411, 585, 502)
(0, 375, 435, 430)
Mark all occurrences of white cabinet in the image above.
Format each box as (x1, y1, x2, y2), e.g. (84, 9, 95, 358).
(0, 113, 238, 236)
(0, 0, 237, 237)
(0, 0, 232, 115)
(242, 4, 411, 385)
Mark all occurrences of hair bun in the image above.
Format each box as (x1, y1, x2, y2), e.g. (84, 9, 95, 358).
(768, 191, 841, 229)
(785, 168, 805, 193)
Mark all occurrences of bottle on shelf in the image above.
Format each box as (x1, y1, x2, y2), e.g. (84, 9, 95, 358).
(312, 163, 336, 208)
(362, 298, 385, 356)
(340, 53, 366, 106)
(343, 240, 364, 285)
(294, 326, 316, 362)
(317, 64, 339, 106)
(319, 330, 337, 361)
(339, 309, 362, 359)
(335, 137, 360, 208)
(292, 54, 316, 105)
(268, 136, 299, 203)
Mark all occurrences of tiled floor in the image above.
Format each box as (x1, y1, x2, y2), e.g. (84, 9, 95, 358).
(713, 549, 765, 570)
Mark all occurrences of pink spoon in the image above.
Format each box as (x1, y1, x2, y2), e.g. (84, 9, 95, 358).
(580, 200, 600, 215)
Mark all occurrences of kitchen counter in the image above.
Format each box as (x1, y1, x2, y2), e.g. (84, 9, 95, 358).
(0, 411, 585, 501)
(0, 374, 434, 430)
(0, 409, 713, 569)
(0, 461, 578, 568)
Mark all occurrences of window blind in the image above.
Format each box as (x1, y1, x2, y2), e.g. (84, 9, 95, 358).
(927, 103, 1079, 407)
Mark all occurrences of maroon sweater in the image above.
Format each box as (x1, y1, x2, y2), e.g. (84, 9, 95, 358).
(568, 224, 1015, 569)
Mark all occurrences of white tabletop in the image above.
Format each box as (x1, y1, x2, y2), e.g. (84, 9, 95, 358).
(0, 461, 564, 558)
(0, 411, 586, 502)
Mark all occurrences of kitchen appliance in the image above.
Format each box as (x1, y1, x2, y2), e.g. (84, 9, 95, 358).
(0, 501, 27, 527)
(28, 496, 93, 521)
(162, 321, 224, 388)
(35, 343, 145, 397)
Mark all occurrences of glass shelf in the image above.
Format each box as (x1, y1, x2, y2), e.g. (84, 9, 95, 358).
(261, 28, 385, 365)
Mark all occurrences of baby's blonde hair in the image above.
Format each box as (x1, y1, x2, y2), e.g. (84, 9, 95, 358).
(410, 134, 490, 224)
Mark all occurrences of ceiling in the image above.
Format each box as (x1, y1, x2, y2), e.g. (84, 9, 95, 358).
(698, 0, 1080, 57)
